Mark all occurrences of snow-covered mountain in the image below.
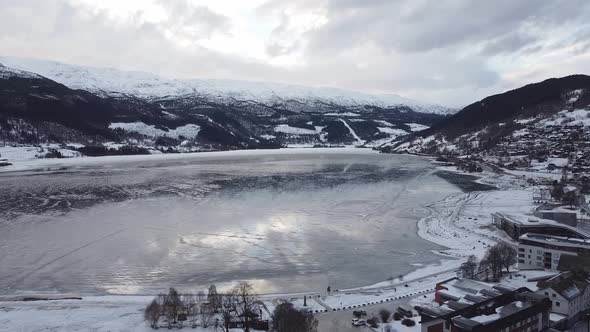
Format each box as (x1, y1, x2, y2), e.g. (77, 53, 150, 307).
(383, 75, 590, 159)
(0, 56, 455, 115)
(0, 58, 455, 159)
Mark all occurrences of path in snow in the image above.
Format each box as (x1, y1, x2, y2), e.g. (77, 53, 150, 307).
(338, 118, 365, 145)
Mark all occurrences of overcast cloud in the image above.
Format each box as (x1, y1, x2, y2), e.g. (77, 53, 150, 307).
(1, 0, 589, 107)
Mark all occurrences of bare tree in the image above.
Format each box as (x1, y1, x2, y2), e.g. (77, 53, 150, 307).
(144, 299, 161, 329)
(197, 290, 206, 303)
(234, 281, 257, 332)
(163, 287, 183, 328)
(271, 302, 318, 332)
(219, 292, 237, 332)
(480, 244, 504, 281)
(497, 243, 517, 273)
(183, 293, 198, 327)
(460, 255, 479, 279)
(379, 309, 391, 323)
(208, 284, 221, 310)
(199, 303, 215, 328)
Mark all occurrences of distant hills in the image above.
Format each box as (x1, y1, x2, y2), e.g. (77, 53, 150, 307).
(2, 56, 589, 160)
(0, 58, 453, 155)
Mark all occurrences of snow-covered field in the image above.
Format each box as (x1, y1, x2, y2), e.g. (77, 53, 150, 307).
(0, 144, 81, 162)
(273, 124, 318, 135)
(109, 122, 201, 139)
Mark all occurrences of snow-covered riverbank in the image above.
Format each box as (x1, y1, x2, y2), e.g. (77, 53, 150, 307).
(0, 146, 377, 172)
(333, 166, 533, 294)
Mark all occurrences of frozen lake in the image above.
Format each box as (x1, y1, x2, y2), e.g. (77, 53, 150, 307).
(0, 149, 461, 295)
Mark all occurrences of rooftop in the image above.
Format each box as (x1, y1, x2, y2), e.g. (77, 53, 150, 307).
(419, 288, 551, 331)
(537, 271, 590, 301)
(520, 233, 590, 248)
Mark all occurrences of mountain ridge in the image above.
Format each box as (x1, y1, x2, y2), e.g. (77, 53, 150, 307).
(0, 56, 455, 115)
(0, 61, 447, 158)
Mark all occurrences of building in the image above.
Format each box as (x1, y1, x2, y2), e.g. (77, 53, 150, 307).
(419, 288, 552, 332)
(492, 212, 590, 241)
(533, 208, 577, 227)
(517, 233, 590, 271)
(535, 271, 590, 328)
(434, 277, 499, 305)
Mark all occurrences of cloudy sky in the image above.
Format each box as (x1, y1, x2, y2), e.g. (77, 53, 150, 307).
(2, 0, 590, 107)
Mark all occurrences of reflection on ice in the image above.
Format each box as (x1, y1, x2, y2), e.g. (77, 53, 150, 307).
(0, 151, 461, 295)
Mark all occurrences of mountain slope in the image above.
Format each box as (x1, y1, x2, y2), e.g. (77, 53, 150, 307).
(386, 75, 590, 156)
(424, 75, 590, 138)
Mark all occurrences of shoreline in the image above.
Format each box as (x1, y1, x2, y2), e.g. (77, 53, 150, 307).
(0, 146, 379, 173)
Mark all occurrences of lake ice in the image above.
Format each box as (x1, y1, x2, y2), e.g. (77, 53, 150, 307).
(0, 149, 461, 295)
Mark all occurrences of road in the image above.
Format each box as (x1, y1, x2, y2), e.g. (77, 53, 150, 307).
(316, 293, 425, 332)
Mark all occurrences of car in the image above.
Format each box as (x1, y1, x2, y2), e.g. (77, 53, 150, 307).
(352, 319, 366, 327)
(353, 310, 367, 317)
(397, 305, 414, 318)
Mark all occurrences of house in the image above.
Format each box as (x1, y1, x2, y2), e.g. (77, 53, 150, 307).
(418, 288, 552, 332)
(535, 271, 590, 328)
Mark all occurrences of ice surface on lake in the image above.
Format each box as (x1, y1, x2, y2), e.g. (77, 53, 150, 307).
(0, 150, 460, 295)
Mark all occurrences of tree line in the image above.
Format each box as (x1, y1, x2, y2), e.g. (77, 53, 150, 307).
(144, 282, 317, 331)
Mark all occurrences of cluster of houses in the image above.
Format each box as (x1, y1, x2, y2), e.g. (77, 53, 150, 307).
(492, 121, 590, 172)
(419, 271, 590, 332)
(416, 189, 590, 331)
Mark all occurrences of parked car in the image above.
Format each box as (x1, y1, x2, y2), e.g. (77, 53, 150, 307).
(352, 318, 366, 327)
(353, 310, 367, 316)
(397, 305, 413, 318)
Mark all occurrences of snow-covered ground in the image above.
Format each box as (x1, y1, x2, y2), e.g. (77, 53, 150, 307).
(273, 124, 318, 135)
(405, 123, 429, 132)
(109, 122, 201, 139)
(0, 144, 81, 162)
(416, 167, 533, 260)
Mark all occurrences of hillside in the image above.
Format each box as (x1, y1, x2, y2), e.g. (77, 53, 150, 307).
(385, 75, 590, 173)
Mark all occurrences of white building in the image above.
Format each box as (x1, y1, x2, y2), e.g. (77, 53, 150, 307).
(517, 233, 590, 271)
(535, 271, 590, 328)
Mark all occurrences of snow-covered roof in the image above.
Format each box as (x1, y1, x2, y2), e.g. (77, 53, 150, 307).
(537, 271, 590, 301)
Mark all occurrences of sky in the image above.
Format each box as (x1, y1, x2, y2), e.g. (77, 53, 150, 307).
(1, 0, 590, 107)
